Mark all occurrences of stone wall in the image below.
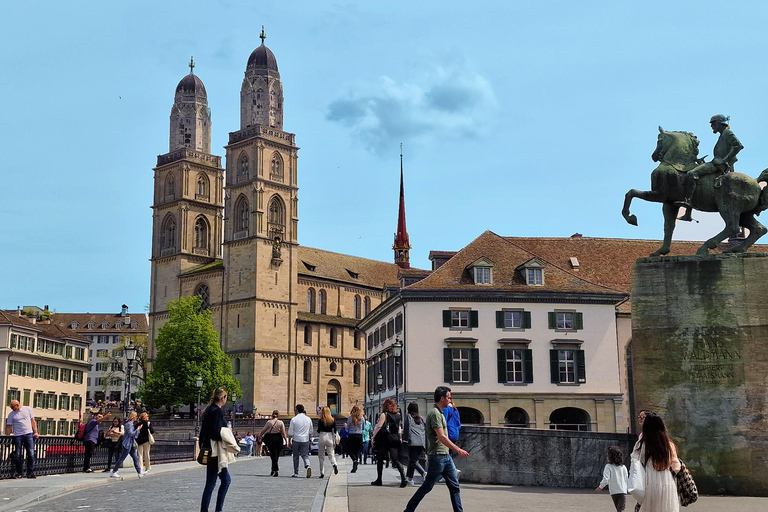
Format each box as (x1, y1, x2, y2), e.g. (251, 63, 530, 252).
(456, 426, 636, 488)
(632, 253, 768, 496)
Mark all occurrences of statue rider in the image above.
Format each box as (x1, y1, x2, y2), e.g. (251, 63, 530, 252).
(679, 114, 743, 221)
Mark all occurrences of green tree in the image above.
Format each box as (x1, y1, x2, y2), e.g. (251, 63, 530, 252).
(141, 296, 240, 410)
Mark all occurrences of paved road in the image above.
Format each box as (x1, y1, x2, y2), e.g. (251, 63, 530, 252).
(24, 456, 326, 512)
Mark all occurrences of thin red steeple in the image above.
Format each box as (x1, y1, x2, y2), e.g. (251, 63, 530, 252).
(393, 144, 411, 269)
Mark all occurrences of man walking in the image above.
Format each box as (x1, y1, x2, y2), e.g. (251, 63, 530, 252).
(287, 403, 313, 478)
(404, 386, 469, 512)
(5, 400, 39, 479)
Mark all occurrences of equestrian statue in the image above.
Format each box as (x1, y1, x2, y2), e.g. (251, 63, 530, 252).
(622, 115, 768, 257)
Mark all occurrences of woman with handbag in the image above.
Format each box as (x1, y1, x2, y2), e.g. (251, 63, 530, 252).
(316, 406, 339, 478)
(370, 398, 406, 487)
(135, 412, 155, 473)
(635, 415, 681, 512)
(258, 409, 288, 477)
(199, 387, 231, 511)
(109, 411, 144, 479)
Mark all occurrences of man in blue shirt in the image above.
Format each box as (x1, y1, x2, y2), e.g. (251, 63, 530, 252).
(5, 400, 39, 478)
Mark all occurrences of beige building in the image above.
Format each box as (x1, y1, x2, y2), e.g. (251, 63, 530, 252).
(0, 309, 90, 435)
(148, 38, 408, 417)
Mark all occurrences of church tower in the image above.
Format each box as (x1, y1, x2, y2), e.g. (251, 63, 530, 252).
(220, 30, 300, 412)
(393, 146, 411, 269)
(149, 59, 225, 343)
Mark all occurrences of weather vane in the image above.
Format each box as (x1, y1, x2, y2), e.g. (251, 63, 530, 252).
(189, 56, 195, 74)
(260, 26, 267, 45)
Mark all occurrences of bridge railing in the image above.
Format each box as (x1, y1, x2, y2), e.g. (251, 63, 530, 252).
(0, 435, 195, 479)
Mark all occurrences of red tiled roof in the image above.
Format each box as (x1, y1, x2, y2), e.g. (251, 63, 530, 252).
(405, 231, 625, 297)
(0, 310, 90, 342)
(54, 312, 149, 334)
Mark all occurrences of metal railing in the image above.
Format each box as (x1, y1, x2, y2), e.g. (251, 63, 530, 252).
(0, 436, 195, 479)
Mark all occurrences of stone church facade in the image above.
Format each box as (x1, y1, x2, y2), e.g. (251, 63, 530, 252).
(148, 39, 406, 417)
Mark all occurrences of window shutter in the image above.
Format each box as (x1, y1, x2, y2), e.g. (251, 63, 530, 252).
(443, 310, 452, 327)
(550, 349, 560, 383)
(574, 312, 584, 330)
(470, 348, 480, 383)
(576, 349, 586, 383)
(523, 349, 534, 383)
(522, 311, 532, 329)
(548, 312, 557, 329)
(497, 349, 507, 383)
(496, 311, 504, 328)
(443, 348, 453, 383)
(470, 310, 479, 328)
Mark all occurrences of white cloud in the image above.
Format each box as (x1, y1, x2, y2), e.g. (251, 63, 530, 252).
(326, 66, 496, 155)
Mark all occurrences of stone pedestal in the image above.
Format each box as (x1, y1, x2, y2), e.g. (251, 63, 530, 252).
(632, 253, 768, 496)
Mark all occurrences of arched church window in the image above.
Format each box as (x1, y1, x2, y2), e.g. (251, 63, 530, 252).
(270, 152, 283, 182)
(353, 363, 361, 385)
(363, 296, 371, 317)
(307, 288, 316, 313)
(160, 214, 176, 250)
(196, 174, 208, 197)
(318, 290, 327, 315)
(268, 196, 285, 227)
(304, 325, 312, 346)
(233, 358, 240, 374)
(194, 217, 208, 249)
(329, 327, 337, 348)
(354, 295, 361, 319)
(235, 196, 249, 235)
(272, 358, 280, 376)
(165, 174, 175, 197)
(196, 284, 210, 311)
(238, 154, 249, 181)
(303, 360, 312, 384)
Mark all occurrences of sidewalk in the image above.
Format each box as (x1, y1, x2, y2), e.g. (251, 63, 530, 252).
(327, 457, 768, 512)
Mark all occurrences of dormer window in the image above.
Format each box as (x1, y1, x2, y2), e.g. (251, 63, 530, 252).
(346, 269, 359, 279)
(87, 322, 95, 329)
(519, 259, 545, 286)
(70, 322, 79, 329)
(114, 322, 123, 329)
(466, 258, 494, 285)
(302, 261, 316, 272)
(101, 322, 109, 329)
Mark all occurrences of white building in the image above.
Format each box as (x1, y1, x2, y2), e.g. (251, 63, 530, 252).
(360, 231, 629, 432)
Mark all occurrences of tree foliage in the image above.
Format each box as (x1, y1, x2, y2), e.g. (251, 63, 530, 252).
(141, 296, 240, 409)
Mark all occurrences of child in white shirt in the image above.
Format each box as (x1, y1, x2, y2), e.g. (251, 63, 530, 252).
(596, 445, 629, 511)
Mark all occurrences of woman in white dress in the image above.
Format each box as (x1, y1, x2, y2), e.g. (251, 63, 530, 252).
(636, 415, 681, 512)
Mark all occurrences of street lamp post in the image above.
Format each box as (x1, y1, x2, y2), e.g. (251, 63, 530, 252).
(231, 393, 237, 431)
(376, 371, 383, 414)
(195, 376, 203, 436)
(123, 339, 137, 419)
(252, 406, 257, 431)
(392, 338, 402, 413)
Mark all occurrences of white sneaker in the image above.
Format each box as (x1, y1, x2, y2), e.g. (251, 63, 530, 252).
(407, 478, 415, 485)
(110, 471, 120, 478)
(144, 467, 150, 473)
(138, 471, 147, 478)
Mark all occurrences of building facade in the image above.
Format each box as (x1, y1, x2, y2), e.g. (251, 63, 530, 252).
(0, 309, 90, 435)
(361, 231, 629, 433)
(54, 305, 148, 403)
(148, 37, 404, 417)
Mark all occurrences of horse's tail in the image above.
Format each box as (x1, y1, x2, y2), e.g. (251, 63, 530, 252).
(753, 169, 768, 216)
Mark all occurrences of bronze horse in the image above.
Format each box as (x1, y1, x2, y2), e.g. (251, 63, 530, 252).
(622, 127, 768, 256)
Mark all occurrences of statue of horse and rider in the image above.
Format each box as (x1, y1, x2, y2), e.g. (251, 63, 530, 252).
(622, 114, 768, 257)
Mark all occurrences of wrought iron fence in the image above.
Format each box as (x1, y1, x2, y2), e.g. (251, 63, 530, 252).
(0, 436, 195, 479)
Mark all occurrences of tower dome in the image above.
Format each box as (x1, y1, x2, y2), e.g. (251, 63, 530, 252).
(169, 57, 211, 153)
(175, 73, 207, 97)
(240, 27, 284, 130)
(246, 44, 279, 75)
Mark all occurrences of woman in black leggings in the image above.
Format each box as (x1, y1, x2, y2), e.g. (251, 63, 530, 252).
(258, 409, 288, 477)
(370, 398, 406, 487)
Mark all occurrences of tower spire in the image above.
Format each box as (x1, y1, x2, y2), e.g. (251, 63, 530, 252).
(393, 143, 411, 269)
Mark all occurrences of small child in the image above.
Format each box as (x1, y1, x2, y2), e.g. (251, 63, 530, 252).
(595, 445, 629, 511)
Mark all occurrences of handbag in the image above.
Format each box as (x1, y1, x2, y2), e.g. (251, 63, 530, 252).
(628, 457, 646, 503)
(672, 459, 698, 506)
(197, 446, 212, 466)
(148, 431, 155, 445)
(334, 432, 341, 445)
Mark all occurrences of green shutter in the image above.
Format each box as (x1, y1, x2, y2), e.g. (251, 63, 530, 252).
(523, 349, 534, 383)
(496, 311, 505, 328)
(574, 312, 584, 330)
(550, 349, 559, 383)
(548, 312, 557, 329)
(522, 311, 532, 329)
(497, 349, 507, 383)
(443, 310, 452, 327)
(470, 310, 479, 328)
(576, 349, 586, 383)
(444, 348, 453, 383)
(470, 348, 480, 383)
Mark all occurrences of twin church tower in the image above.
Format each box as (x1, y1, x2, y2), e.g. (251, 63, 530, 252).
(148, 33, 413, 416)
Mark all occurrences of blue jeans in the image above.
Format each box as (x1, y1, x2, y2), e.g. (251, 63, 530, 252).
(113, 445, 142, 473)
(200, 463, 230, 512)
(13, 433, 35, 476)
(404, 454, 462, 512)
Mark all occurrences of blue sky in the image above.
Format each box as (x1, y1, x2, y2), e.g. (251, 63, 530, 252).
(2, 1, 768, 313)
